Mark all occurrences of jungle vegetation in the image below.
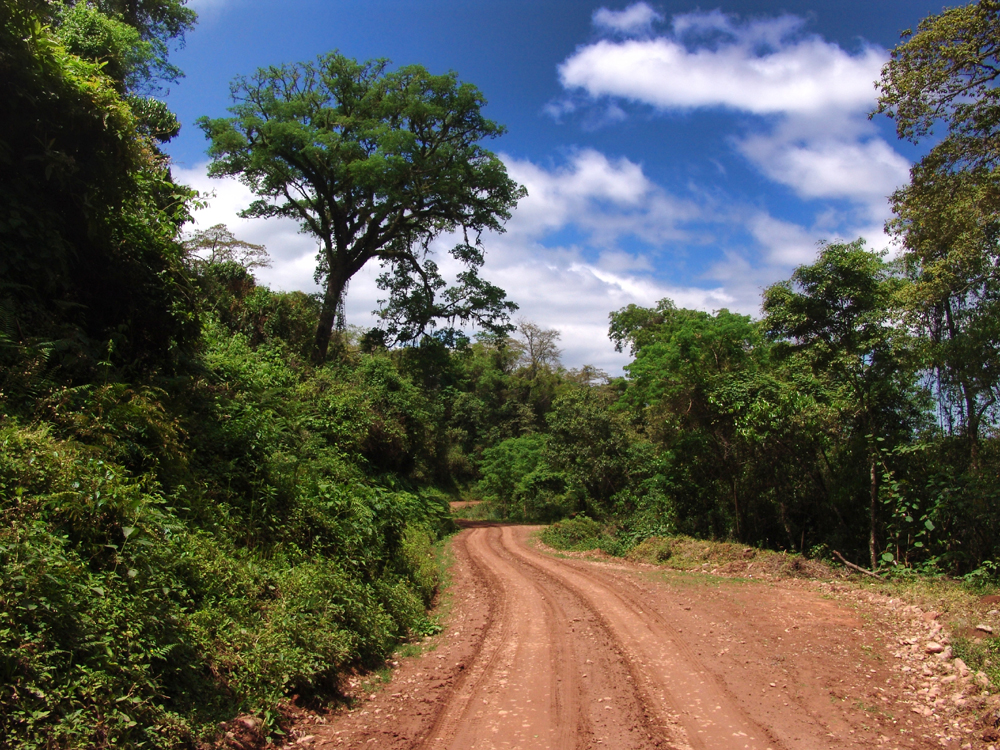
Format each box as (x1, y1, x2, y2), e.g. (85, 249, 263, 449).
(2, 0, 999, 747)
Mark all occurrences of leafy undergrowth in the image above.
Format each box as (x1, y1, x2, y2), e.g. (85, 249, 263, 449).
(0, 325, 459, 750)
(540, 516, 606, 551)
(0, 423, 450, 749)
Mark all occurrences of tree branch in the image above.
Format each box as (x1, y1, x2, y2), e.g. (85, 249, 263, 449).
(833, 550, 883, 579)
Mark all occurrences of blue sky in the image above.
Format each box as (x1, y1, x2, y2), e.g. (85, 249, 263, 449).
(166, 0, 942, 373)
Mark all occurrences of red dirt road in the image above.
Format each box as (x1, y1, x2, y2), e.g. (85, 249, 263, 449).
(297, 523, 980, 750)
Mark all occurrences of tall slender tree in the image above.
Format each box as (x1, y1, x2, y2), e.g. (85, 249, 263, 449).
(875, 0, 1000, 452)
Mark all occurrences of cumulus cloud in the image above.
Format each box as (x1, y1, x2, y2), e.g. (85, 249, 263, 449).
(737, 132, 909, 209)
(556, 10, 909, 228)
(560, 13, 884, 116)
(593, 3, 663, 36)
(501, 149, 699, 247)
(174, 165, 316, 275)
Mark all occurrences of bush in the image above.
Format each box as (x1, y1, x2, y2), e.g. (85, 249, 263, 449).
(540, 516, 603, 550)
(0, 334, 454, 749)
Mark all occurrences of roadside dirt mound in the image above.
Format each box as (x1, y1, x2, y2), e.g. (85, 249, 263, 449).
(627, 535, 835, 580)
(276, 523, 996, 749)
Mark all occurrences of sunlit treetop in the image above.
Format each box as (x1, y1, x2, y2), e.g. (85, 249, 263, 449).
(874, 0, 1000, 173)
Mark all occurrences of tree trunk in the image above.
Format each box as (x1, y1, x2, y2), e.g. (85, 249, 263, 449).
(312, 265, 349, 364)
(943, 298, 982, 466)
(731, 477, 741, 542)
(869, 452, 878, 570)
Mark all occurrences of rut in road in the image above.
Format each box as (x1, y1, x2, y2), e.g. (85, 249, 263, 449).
(311, 524, 945, 750)
(420, 524, 777, 750)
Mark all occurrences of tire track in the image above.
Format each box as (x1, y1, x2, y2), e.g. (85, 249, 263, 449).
(420, 525, 584, 749)
(500, 528, 781, 750)
(416, 526, 512, 749)
(545, 552, 842, 747)
(422, 524, 671, 749)
(490, 526, 683, 750)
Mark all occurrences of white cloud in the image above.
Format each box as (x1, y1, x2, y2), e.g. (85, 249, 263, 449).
(501, 149, 699, 247)
(174, 165, 317, 277)
(556, 11, 910, 224)
(747, 210, 892, 270)
(593, 3, 663, 36)
(559, 18, 885, 116)
(738, 132, 909, 209)
(748, 213, 821, 267)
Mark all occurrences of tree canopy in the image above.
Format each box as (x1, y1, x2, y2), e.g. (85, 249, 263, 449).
(875, 0, 1000, 449)
(762, 240, 917, 568)
(199, 52, 526, 362)
(874, 0, 1000, 174)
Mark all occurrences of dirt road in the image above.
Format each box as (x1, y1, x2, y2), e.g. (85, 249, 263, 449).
(298, 523, 979, 750)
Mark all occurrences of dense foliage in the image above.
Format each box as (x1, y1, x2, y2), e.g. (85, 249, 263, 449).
(4, 0, 1000, 747)
(0, 3, 451, 747)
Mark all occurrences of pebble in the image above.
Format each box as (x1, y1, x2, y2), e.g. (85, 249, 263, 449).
(954, 658, 970, 677)
(925, 642, 944, 654)
(975, 624, 994, 634)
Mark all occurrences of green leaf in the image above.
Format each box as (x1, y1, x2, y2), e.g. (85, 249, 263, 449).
(924, 519, 935, 531)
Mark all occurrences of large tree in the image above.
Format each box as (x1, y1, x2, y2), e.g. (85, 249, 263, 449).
(199, 53, 525, 363)
(874, 0, 1000, 450)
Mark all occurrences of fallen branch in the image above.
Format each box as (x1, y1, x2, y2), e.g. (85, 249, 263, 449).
(833, 550, 883, 579)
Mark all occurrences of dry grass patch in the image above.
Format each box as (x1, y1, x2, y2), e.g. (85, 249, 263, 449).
(627, 535, 834, 580)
